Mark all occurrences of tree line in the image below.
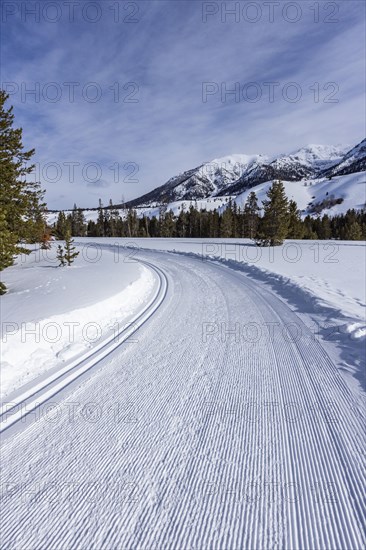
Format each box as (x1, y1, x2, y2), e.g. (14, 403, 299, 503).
(55, 181, 366, 243)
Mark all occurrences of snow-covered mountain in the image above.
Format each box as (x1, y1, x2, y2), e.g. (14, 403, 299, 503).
(322, 139, 366, 177)
(216, 144, 348, 197)
(47, 139, 366, 224)
(125, 142, 361, 207)
(125, 154, 265, 207)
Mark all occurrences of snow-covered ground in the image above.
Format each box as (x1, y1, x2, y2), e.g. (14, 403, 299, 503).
(1, 238, 365, 549)
(67, 238, 365, 395)
(233, 172, 366, 216)
(2, 238, 364, 398)
(0, 243, 156, 399)
(72, 237, 365, 330)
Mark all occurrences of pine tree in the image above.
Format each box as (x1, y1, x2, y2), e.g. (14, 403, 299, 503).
(243, 191, 260, 239)
(149, 216, 159, 237)
(176, 209, 187, 238)
(303, 215, 318, 239)
(0, 91, 46, 240)
(209, 209, 220, 238)
(109, 199, 121, 237)
(55, 211, 70, 239)
(287, 200, 304, 239)
(231, 200, 239, 237)
(126, 209, 139, 237)
(96, 199, 105, 237)
(187, 206, 200, 237)
(57, 244, 66, 267)
(63, 230, 79, 266)
(319, 214, 332, 239)
(257, 181, 289, 246)
(0, 211, 18, 294)
(345, 221, 363, 240)
(103, 209, 111, 237)
(70, 204, 86, 237)
(220, 202, 234, 238)
(25, 189, 48, 243)
(0, 91, 47, 291)
(160, 210, 175, 237)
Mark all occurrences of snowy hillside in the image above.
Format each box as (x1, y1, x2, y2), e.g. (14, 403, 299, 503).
(269, 144, 346, 176)
(233, 171, 366, 217)
(47, 140, 365, 223)
(47, 170, 366, 225)
(323, 138, 366, 177)
(217, 143, 348, 196)
(134, 171, 366, 219)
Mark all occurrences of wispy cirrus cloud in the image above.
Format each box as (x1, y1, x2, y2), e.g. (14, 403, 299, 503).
(1, 0, 365, 208)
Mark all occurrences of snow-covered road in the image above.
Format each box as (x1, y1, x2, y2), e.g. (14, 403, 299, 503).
(1, 249, 365, 550)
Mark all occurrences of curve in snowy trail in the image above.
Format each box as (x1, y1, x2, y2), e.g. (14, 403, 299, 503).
(0, 249, 365, 550)
(0, 259, 168, 435)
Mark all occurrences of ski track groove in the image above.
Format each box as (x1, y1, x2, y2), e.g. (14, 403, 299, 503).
(229, 264, 365, 550)
(0, 250, 365, 550)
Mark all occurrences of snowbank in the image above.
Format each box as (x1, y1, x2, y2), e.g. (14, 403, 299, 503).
(1, 244, 155, 398)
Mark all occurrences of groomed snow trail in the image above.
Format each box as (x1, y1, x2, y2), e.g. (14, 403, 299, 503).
(0, 259, 167, 432)
(1, 250, 365, 550)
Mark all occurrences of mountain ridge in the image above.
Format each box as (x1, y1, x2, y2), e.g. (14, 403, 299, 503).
(123, 140, 365, 208)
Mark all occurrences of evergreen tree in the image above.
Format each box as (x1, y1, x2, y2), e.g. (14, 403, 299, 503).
(56, 244, 66, 267)
(287, 200, 304, 239)
(303, 215, 318, 239)
(103, 209, 111, 237)
(96, 199, 106, 237)
(257, 180, 289, 246)
(319, 214, 332, 239)
(243, 191, 260, 239)
(209, 209, 220, 238)
(0, 91, 46, 291)
(63, 230, 79, 266)
(126, 209, 139, 237)
(186, 206, 199, 237)
(25, 189, 48, 243)
(55, 211, 70, 239)
(176, 208, 187, 238)
(109, 199, 121, 237)
(0, 212, 18, 294)
(220, 201, 234, 237)
(231, 200, 239, 237)
(149, 216, 159, 238)
(345, 221, 363, 240)
(87, 220, 97, 237)
(70, 204, 86, 236)
(160, 210, 175, 238)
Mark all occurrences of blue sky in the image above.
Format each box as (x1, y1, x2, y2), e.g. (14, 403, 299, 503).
(1, 0, 365, 209)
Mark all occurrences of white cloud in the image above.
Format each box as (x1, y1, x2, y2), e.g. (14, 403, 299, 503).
(2, 0, 364, 208)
